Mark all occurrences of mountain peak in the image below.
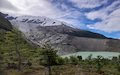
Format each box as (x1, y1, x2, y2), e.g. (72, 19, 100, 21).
(12, 15, 65, 26)
(9, 15, 106, 39)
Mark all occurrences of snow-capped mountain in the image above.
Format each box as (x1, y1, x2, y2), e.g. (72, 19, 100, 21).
(1, 12, 120, 55)
(14, 16, 63, 26)
(10, 15, 75, 33)
(9, 15, 112, 55)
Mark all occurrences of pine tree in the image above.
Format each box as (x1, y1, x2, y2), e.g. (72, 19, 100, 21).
(39, 43, 58, 75)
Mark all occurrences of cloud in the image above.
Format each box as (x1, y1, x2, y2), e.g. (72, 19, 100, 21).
(69, 0, 108, 8)
(1, 0, 120, 35)
(0, 0, 82, 27)
(87, 18, 120, 33)
(0, 0, 83, 26)
(0, 0, 18, 11)
(85, 11, 107, 20)
(0, 0, 66, 18)
(86, 0, 120, 33)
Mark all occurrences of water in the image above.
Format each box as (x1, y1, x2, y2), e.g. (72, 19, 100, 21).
(61, 51, 120, 59)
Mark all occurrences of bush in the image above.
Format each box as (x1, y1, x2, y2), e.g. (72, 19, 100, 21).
(56, 57, 65, 65)
(77, 56, 82, 61)
(64, 57, 70, 64)
(112, 56, 118, 61)
(69, 56, 79, 65)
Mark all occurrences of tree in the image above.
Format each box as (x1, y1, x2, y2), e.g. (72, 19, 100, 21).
(39, 43, 58, 75)
(86, 54, 93, 72)
(112, 56, 118, 61)
(95, 56, 103, 73)
(77, 55, 82, 61)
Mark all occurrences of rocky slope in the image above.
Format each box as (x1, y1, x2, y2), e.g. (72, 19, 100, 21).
(5, 15, 119, 55)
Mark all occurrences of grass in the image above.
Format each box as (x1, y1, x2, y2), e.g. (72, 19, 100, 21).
(4, 64, 120, 75)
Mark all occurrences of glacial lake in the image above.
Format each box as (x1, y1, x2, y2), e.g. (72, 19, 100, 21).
(61, 52, 120, 59)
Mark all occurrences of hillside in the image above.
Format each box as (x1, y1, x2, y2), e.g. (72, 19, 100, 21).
(8, 15, 120, 55)
(0, 15, 12, 31)
(0, 15, 37, 67)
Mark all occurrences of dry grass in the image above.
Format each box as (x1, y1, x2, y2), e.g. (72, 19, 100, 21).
(4, 64, 120, 75)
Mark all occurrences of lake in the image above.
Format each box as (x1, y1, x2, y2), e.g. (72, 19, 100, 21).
(61, 51, 120, 59)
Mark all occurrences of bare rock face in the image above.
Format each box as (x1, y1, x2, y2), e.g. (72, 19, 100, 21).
(9, 15, 120, 55)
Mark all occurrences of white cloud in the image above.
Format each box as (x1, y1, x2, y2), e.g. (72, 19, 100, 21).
(85, 11, 107, 20)
(85, 0, 120, 20)
(87, 17, 120, 32)
(0, 0, 18, 11)
(58, 18, 82, 28)
(1, 0, 120, 34)
(1, 0, 66, 18)
(86, 0, 120, 33)
(0, 0, 84, 28)
(0, 0, 84, 27)
(69, 0, 108, 8)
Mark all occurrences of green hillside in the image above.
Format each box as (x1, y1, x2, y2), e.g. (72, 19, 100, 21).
(0, 15, 38, 73)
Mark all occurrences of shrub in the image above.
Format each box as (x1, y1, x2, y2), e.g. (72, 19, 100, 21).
(56, 57, 65, 65)
(95, 56, 103, 73)
(69, 56, 79, 65)
(77, 56, 82, 61)
(39, 44, 58, 66)
(64, 57, 70, 64)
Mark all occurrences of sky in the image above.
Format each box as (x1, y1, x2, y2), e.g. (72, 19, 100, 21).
(0, 0, 120, 39)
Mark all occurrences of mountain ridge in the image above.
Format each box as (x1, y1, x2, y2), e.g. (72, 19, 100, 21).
(9, 15, 107, 38)
(8, 15, 120, 55)
(0, 12, 120, 55)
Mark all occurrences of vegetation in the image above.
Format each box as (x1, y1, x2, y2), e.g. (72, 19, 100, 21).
(0, 29, 120, 75)
(0, 16, 12, 31)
